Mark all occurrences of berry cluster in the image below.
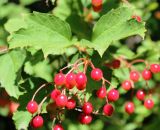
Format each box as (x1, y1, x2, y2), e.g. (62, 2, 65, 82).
(26, 58, 120, 129)
(121, 62, 160, 114)
(26, 57, 160, 129)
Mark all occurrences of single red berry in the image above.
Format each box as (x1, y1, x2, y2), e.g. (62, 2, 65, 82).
(75, 72, 87, 90)
(54, 73, 65, 86)
(78, 113, 92, 124)
(65, 73, 76, 89)
(91, 68, 103, 81)
(144, 99, 154, 109)
(150, 64, 160, 73)
(53, 124, 64, 130)
(130, 71, 140, 82)
(82, 102, 93, 114)
(27, 101, 38, 114)
(142, 69, 152, 80)
(136, 90, 145, 101)
(103, 104, 114, 116)
(107, 89, 119, 102)
(96, 86, 107, 99)
(92, 0, 102, 7)
(32, 115, 44, 128)
(122, 80, 132, 91)
(55, 94, 67, 107)
(112, 59, 121, 69)
(51, 89, 61, 101)
(125, 102, 135, 114)
(132, 15, 142, 22)
(66, 99, 76, 109)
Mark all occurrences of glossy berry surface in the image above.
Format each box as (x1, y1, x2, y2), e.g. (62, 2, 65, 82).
(75, 72, 87, 86)
(144, 99, 154, 109)
(82, 102, 93, 114)
(27, 101, 38, 114)
(91, 68, 103, 81)
(136, 90, 145, 101)
(125, 102, 134, 114)
(65, 73, 76, 88)
(107, 89, 119, 102)
(75, 72, 87, 90)
(150, 64, 160, 73)
(112, 59, 121, 69)
(55, 94, 67, 107)
(53, 124, 64, 130)
(51, 89, 61, 101)
(96, 86, 107, 98)
(79, 113, 92, 124)
(142, 69, 152, 80)
(66, 99, 76, 109)
(54, 73, 65, 86)
(122, 80, 132, 91)
(103, 104, 114, 116)
(32, 115, 44, 128)
(130, 71, 140, 82)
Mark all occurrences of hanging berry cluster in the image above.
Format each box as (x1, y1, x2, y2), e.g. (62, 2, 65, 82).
(26, 58, 120, 129)
(26, 56, 160, 129)
(120, 60, 160, 114)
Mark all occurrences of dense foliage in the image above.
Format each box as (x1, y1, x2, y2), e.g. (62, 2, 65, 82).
(0, 0, 160, 130)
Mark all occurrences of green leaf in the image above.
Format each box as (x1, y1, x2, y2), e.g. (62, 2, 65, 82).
(89, 6, 146, 57)
(0, 50, 26, 98)
(5, 18, 27, 33)
(0, 3, 29, 18)
(8, 12, 72, 57)
(24, 60, 53, 82)
(13, 111, 32, 130)
(19, 0, 40, 5)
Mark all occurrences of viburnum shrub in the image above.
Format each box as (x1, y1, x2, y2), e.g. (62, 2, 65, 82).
(0, 0, 160, 130)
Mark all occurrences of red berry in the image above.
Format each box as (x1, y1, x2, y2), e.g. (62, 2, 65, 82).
(27, 101, 38, 114)
(150, 64, 160, 73)
(65, 73, 76, 89)
(32, 115, 43, 128)
(103, 104, 114, 116)
(96, 86, 107, 99)
(82, 102, 93, 114)
(130, 71, 140, 82)
(78, 113, 92, 124)
(53, 124, 64, 130)
(142, 69, 152, 80)
(55, 94, 67, 107)
(107, 89, 119, 102)
(144, 99, 154, 109)
(51, 89, 61, 101)
(136, 90, 145, 101)
(92, 0, 102, 7)
(132, 15, 142, 22)
(75, 72, 87, 90)
(125, 102, 134, 114)
(66, 99, 76, 109)
(76, 83, 86, 90)
(122, 80, 132, 91)
(112, 59, 121, 69)
(92, 4, 102, 12)
(91, 68, 103, 81)
(54, 73, 65, 86)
